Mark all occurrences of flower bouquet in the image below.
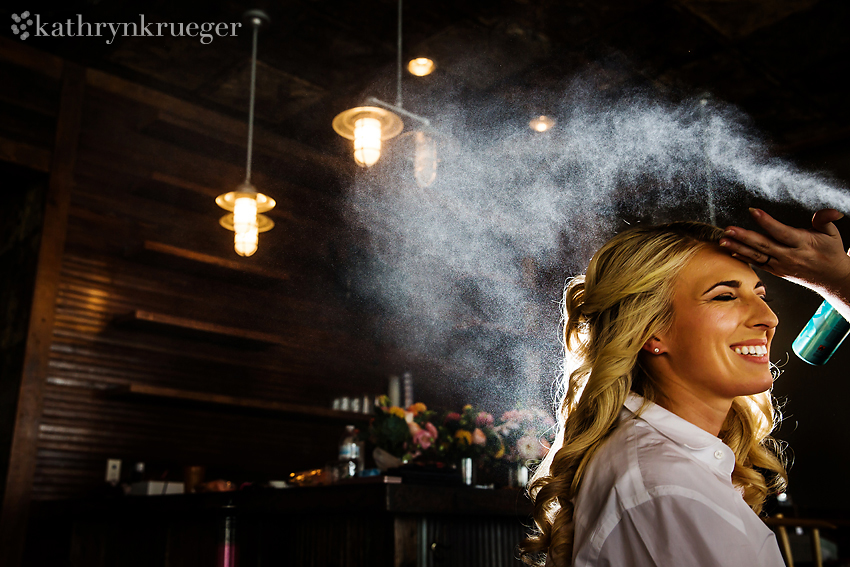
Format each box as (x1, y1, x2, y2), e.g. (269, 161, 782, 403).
(363, 397, 555, 486)
(439, 404, 505, 463)
(495, 408, 556, 464)
(491, 407, 556, 487)
(364, 396, 442, 470)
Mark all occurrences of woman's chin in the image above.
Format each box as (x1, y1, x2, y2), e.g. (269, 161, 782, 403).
(738, 372, 775, 397)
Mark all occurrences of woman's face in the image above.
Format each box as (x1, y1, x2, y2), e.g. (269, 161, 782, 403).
(653, 245, 779, 404)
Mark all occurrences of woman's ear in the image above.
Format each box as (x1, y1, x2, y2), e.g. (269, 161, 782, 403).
(643, 337, 663, 354)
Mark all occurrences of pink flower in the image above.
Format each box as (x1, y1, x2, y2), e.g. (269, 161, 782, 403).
(518, 435, 540, 460)
(445, 412, 461, 422)
(408, 422, 422, 436)
(424, 422, 438, 438)
(475, 412, 494, 427)
(412, 430, 432, 450)
(413, 422, 438, 450)
(472, 428, 487, 445)
(501, 410, 521, 422)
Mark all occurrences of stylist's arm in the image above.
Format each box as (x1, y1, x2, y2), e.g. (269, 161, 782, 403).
(720, 208, 850, 320)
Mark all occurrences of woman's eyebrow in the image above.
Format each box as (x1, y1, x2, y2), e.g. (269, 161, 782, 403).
(701, 280, 766, 295)
(702, 280, 740, 295)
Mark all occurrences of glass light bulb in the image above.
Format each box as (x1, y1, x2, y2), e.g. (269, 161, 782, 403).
(354, 117, 382, 167)
(529, 115, 555, 132)
(407, 57, 435, 76)
(233, 196, 259, 257)
(414, 131, 437, 188)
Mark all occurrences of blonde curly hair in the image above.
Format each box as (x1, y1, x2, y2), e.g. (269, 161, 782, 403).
(520, 222, 787, 566)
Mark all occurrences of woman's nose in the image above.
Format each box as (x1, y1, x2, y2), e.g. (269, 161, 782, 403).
(750, 297, 779, 329)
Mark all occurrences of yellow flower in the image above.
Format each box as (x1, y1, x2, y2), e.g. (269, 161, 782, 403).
(493, 441, 505, 459)
(408, 402, 427, 415)
(388, 407, 406, 419)
(493, 438, 505, 459)
(462, 404, 473, 412)
(455, 430, 472, 445)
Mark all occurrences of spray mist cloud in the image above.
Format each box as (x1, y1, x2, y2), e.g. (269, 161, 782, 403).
(343, 79, 850, 411)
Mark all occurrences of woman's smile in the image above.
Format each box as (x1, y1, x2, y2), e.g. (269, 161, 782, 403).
(730, 340, 769, 362)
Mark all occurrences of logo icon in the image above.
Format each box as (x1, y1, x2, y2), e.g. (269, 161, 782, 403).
(11, 11, 33, 40)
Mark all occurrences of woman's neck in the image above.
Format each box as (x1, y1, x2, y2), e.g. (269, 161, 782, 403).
(653, 384, 732, 437)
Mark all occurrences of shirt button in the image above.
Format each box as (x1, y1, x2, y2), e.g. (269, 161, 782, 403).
(714, 450, 724, 460)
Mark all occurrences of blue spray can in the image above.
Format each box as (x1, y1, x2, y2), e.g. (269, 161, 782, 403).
(791, 300, 850, 365)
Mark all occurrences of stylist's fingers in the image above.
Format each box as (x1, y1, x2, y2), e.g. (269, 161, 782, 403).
(748, 208, 804, 247)
(719, 228, 784, 268)
(720, 223, 782, 257)
(811, 208, 844, 235)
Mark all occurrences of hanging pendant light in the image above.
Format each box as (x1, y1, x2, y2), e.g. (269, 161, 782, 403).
(331, 0, 440, 183)
(407, 57, 435, 77)
(216, 182, 275, 257)
(529, 115, 555, 132)
(332, 106, 404, 167)
(332, 0, 407, 169)
(216, 10, 275, 257)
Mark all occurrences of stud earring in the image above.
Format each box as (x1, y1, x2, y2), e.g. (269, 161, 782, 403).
(653, 348, 660, 353)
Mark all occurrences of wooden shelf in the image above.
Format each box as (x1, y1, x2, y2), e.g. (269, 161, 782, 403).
(114, 310, 288, 347)
(104, 383, 371, 423)
(131, 240, 289, 284)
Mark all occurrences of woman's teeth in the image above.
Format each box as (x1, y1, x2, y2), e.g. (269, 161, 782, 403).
(733, 345, 767, 356)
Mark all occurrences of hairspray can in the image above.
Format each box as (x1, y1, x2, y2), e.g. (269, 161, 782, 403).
(791, 300, 850, 365)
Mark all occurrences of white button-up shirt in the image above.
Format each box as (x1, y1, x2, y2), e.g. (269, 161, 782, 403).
(571, 394, 784, 566)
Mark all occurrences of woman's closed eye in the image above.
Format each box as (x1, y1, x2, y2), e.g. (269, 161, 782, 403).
(711, 293, 772, 302)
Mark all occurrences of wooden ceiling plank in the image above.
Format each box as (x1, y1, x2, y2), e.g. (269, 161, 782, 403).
(0, 37, 63, 80)
(84, 67, 350, 175)
(0, 136, 51, 172)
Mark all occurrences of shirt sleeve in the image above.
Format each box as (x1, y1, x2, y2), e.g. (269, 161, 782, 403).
(590, 493, 785, 567)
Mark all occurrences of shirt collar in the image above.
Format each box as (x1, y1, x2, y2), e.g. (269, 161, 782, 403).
(624, 393, 736, 478)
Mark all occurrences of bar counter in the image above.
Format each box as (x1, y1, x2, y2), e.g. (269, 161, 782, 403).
(27, 480, 534, 567)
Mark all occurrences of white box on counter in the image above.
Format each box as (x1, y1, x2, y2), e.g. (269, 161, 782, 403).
(130, 481, 184, 495)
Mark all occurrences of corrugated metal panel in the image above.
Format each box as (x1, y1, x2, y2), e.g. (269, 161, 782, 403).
(420, 515, 528, 567)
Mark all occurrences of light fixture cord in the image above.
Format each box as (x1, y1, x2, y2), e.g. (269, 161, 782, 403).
(396, 0, 403, 108)
(245, 18, 260, 185)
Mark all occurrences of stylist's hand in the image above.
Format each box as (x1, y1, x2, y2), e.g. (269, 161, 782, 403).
(719, 208, 850, 297)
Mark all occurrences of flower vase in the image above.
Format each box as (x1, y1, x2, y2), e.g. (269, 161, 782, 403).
(373, 447, 403, 472)
(508, 462, 529, 488)
(460, 457, 477, 486)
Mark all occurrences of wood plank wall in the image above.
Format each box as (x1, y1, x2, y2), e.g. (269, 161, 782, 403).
(0, 38, 472, 563)
(35, 66, 389, 494)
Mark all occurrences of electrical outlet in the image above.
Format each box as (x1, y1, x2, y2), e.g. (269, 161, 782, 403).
(106, 459, 121, 484)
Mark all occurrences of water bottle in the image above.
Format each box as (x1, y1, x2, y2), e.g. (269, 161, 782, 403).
(792, 300, 850, 365)
(338, 425, 363, 479)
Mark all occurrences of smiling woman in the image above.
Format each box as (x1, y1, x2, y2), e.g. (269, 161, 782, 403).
(521, 222, 789, 567)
